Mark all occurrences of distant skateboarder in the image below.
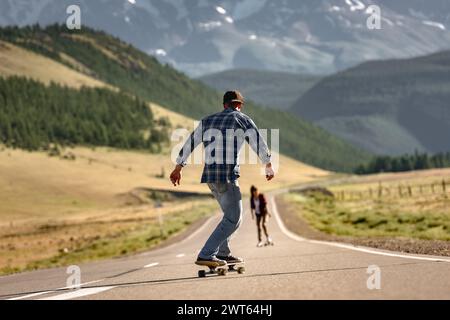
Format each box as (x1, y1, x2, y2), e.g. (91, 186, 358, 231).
(250, 185, 273, 247)
(170, 90, 275, 267)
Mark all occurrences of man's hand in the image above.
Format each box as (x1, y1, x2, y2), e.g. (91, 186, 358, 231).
(170, 165, 183, 186)
(265, 163, 275, 181)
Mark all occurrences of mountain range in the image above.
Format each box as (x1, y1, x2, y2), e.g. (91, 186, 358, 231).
(1, 0, 450, 76)
(290, 50, 450, 155)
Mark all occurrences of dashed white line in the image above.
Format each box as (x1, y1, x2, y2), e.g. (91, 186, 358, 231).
(144, 262, 159, 268)
(39, 286, 115, 300)
(270, 196, 450, 263)
(176, 253, 185, 258)
(7, 279, 106, 300)
(7, 291, 53, 300)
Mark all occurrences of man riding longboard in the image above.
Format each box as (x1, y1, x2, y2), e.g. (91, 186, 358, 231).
(170, 90, 275, 268)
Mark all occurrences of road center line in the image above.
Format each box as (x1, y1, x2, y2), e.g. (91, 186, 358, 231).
(6, 279, 106, 300)
(7, 291, 53, 300)
(176, 253, 185, 258)
(270, 196, 450, 263)
(39, 286, 115, 300)
(144, 262, 159, 268)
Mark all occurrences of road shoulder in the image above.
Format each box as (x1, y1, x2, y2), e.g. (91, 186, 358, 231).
(275, 195, 450, 257)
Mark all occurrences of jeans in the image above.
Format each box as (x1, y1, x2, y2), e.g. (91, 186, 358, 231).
(198, 181, 243, 259)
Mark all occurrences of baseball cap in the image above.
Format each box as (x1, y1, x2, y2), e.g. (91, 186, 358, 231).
(223, 90, 245, 105)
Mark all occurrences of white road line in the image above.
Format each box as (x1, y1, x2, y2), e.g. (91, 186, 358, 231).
(270, 196, 450, 263)
(39, 286, 115, 300)
(7, 279, 105, 300)
(176, 253, 185, 258)
(7, 291, 53, 300)
(144, 262, 159, 268)
(271, 196, 306, 243)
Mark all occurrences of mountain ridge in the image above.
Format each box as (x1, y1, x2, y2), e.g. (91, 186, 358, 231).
(290, 49, 450, 155)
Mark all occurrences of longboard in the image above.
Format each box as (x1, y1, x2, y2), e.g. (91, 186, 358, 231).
(197, 262, 245, 278)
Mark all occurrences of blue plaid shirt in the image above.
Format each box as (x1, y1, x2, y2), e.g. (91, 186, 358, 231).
(176, 108, 272, 183)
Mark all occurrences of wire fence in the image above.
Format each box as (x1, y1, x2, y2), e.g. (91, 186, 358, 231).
(335, 179, 450, 201)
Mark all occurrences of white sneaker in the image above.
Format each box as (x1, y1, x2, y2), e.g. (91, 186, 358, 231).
(266, 237, 274, 246)
(257, 241, 264, 247)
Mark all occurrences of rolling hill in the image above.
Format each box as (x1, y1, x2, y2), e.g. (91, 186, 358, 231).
(199, 69, 320, 110)
(290, 50, 450, 155)
(0, 25, 370, 172)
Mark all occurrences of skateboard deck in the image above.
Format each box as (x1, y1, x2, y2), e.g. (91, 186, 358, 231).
(197, 262, 245, 278)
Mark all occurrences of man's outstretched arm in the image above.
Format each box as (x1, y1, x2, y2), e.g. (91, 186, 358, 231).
(170, 123, 202, 186)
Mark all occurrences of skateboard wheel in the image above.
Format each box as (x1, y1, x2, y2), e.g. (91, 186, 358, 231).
(218, 268, 227, 276)
(198, 270, 206, 278)
(237, 267, 245, 274)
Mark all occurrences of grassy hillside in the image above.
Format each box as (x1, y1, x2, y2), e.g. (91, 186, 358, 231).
(0, 40, 110, 89)
(290, 51, 450, 155)
(199, 69, 320, 110)
(0, 24, 370, 172)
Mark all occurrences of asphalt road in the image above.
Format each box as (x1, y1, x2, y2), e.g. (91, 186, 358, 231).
(1, 194, 450, 300)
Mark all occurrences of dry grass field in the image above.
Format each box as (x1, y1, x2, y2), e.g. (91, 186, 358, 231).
(284, 169, 450, 242)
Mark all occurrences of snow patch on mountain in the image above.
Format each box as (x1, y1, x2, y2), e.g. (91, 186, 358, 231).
(215, 6, 226, 15)
(345, 0, 365, 12)
(422, 20, 446, 30)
